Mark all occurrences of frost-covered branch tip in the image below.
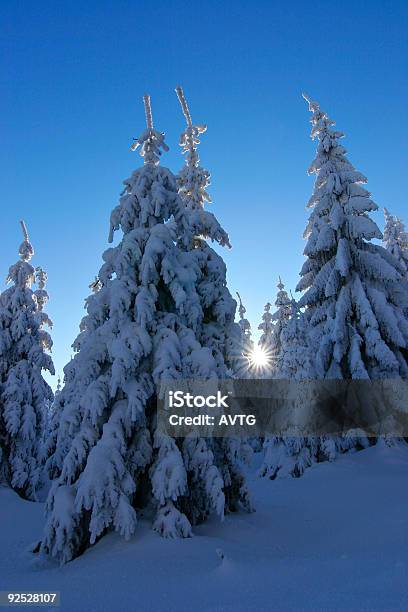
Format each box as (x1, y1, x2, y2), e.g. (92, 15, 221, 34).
(130, 94, 169, 163)
(176, 86, 208, 172)
(236, 292, 246, 320)
(19, 219, 34, 261)
(20, 219, 29, 242)
(175, 86, 207, 137)
(302, 92, 320, 114)
(143, 94, 153, 130)
(302, 93, 338, 144)
(175, 85, 193, 127)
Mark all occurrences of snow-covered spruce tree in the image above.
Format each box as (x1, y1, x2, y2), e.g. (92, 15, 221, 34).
(296, 94, 408, 458)
(42, 94, 250, 564)
(230, 292, 262, 451)
(259, 300, 317, 479)
(0, 222, 54, 499)
(383, 208, 408, 277)
(230, 292, 254, 378)
(269, 277, 292, 369)
(257, 302, 274, 377)
(258, 302, 273, 350)
(275, 300, 313, 380)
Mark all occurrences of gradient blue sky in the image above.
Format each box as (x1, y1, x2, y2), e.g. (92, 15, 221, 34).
(2, 0, 408, 384)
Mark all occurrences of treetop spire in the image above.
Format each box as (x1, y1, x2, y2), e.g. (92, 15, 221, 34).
(236, 291, 246, 321)
(130, 94, 169, 165)
(175, 85, 215, 216)
(301, 91, 313, 107)
(175, 85, 193, 127)
(175, 85, 207, 164)
(301, 92, 322, 116)
(302, 93, 342, 145)
(20, 219, 29, 242)
(18, 219, 34, 262)
(143, 93, 153, 130)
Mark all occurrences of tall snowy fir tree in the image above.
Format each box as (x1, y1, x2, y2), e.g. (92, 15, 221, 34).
(41, 93, 250, 564)
(0, 222, 54, 500)
(383, 208, 408, 277)
(296, 94, 408, 458)
(298, 94, 408, 379)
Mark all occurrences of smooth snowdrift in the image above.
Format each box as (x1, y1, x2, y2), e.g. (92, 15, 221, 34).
(1, 443, 408, 611)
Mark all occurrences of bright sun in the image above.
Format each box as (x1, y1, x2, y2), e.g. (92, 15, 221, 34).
(249, 346, 270, 369)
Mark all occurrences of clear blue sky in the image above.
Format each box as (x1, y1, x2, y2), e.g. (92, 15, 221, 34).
(2, 0, 408, 384)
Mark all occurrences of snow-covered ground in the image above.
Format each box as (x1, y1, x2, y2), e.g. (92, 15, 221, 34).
(1, 443, 408, 612)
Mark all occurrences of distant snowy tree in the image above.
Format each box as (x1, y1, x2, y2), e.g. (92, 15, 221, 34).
(275, 300, 313, 380)
(230, 293, 260, 451)
(41, 93, 250, 564)
(259, 301, 316, 479)
(230, 292, 254, 378)
(296, 94, 408, 458)
(383, 208, 408, 277)
(258, 302, 273, 349)
(0, 222, 54, 500)
(269, 277, 292, 368)
(257, 302, 274, 377)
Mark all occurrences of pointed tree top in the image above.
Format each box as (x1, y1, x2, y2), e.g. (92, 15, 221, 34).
(302, 92, 320, 114)
(175, 85, 207, 163)
(277, 276, 284, 290)
(175, 85, 193, 127)
(236, 292, 246, 320)
(302, 92, 339, 143)
(130, 94, 169, 164)
(302, 92, 311, 102)
(143, 94, 153, 130)
(19, 219, 34, 262)
(175, 85, 207, 134)
(20, 219, 29, 242)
